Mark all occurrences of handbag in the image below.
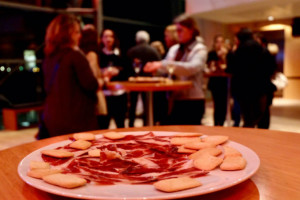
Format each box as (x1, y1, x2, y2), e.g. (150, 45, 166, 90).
(271, 72, 288, 90)
(96, 89, 107, 115)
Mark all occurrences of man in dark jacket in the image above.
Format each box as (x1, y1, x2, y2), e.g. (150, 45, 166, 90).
(226, 28, 275, 128)
(127, 30, 161, 126)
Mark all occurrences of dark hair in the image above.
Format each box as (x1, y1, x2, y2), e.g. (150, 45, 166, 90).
(173, 14, 200, 39)
(80, 27, 98, 54)
(44, 14, 80, 56)
(99, 29, 120, 50)
(236, 27, 253, 43)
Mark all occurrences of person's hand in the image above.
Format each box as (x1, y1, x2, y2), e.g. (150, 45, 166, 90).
(143, 61, 162, 73)
(97, 78, 105, 89)
(103, 66, 119, 81)
(217, 47, 228, 58)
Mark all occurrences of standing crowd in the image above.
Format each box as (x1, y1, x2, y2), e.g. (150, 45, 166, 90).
(36, 13, 278, 139)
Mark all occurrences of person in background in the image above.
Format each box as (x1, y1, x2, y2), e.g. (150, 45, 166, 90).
(226, 36, 241, 127)
(226, 28, 275, 128)
(80, 25, 107, 120)
(206, 34, 229, 126)
(164, 24, 179, 49)
(39, 14, 98, 138)
(253, 32, 277, 129)
(98, 29, 128, 129)
(162, 24, 179, 122)
(151, 40, 166, 58)
(150, 40, 169, 125)
(127, 30, 161, 126)
(144, 14, 207, 125)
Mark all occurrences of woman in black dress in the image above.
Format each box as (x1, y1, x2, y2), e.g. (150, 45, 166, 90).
(98, 29, 128, 129)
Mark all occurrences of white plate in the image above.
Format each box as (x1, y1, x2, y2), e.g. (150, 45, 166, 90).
(18, 131, 260, 200)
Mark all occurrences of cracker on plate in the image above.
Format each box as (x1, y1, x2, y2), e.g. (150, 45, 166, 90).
(201, 135, 229, 145)
(173, 132, 202, 137)
(223, 146, 242, 158)
(88, 149, 101, 157)
(73, 132, 95, 141)
(27, 168, 62, 179)
(177, 146, 197, 154)
(103, 131, 126, 140)
(170, 137, 201, 146)
(188, 147, 222, 160)
(41, 149, 74, 158)
(193, 154, 223, 171)
(153, 176, 202, 192)
(29, 161, 50, 170)
(184, 141, 216, 150)
(69, 140, 92, 150)
(42, 173, 87, 189)
(220, 156, 247, 171)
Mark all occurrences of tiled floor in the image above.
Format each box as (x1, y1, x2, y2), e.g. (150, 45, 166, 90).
(0, 97, 299, 151)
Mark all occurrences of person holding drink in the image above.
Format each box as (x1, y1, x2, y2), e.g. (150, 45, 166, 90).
(98, 29, 128, 129)
(144, 14, 207, 125)
(127, 30, 161, 126)
(206, 34, 230, 126)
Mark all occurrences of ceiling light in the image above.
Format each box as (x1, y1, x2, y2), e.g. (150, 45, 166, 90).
(260, 24, 289, 31)
(268, 16, 274, 21)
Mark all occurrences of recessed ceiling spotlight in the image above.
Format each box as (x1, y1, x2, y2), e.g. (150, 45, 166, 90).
(268, 16, 274, 21)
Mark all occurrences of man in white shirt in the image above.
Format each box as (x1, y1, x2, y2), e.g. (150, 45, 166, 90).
(144, 14, 207, 125)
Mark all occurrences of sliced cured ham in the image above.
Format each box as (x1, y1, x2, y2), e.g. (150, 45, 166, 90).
(42, 132, 208, 184)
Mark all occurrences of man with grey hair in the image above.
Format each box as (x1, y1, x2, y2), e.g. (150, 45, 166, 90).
(135, 30, 150, 44)
(127, 30, 162, 127)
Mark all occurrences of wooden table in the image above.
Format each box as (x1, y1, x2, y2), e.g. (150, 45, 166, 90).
(1, 125, 300, 200)
(107, 80, 192, 126)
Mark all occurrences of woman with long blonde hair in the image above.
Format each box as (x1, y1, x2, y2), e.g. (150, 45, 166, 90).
(37, 14, 99, 138)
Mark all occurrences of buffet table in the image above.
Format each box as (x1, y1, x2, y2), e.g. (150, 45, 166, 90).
(1, 125, 300, 200)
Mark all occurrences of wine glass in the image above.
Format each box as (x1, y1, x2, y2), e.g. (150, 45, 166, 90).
(133, 58, 142, 76)
(167, 64, 175, 79)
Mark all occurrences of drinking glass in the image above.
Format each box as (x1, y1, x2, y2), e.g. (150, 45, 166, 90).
(167, 64, 175, 79)
(133, 58, 142, 76)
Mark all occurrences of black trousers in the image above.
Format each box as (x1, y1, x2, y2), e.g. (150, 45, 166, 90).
(128, 92, 146, 127)
(168, 99, 205, 125)
(208, 77, 229, 126)
(153, 91, 169, 125)
(231, 95, 241, 127)
(98, 93, 127, 129)
(257, 92, 274, 129)
(238, 94, 267, 128)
